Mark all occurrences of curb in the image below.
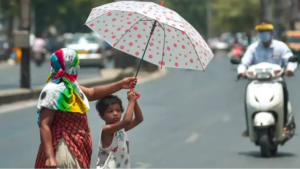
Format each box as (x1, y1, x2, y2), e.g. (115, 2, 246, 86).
(0, 68, 136, 106)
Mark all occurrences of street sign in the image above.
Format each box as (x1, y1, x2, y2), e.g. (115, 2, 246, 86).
(13, 30, 30, 48)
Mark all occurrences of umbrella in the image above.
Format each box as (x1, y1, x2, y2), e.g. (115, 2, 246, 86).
(85, 0, 214, 77)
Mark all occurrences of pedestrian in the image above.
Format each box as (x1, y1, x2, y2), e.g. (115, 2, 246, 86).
(34, 48, 137, 169)
(95, 91, 143, 169)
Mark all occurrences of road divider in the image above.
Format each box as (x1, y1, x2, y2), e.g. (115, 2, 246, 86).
(0, 68, 136, 105)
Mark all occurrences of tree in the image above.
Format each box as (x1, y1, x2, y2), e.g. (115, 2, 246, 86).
(33, 0, 114, 35)
(210, 0, 260, 34)
(164, 0, 208, 37)
(0, 0, 20, 38)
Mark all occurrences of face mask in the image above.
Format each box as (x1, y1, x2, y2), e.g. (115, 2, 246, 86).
(258, 32, 271, 42)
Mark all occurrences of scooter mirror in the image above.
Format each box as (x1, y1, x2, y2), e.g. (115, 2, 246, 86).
(230, 58, 241, 64)
(288, 55, 299, 62)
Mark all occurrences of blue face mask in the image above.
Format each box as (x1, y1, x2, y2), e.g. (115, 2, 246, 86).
(258, 32, 271, 42)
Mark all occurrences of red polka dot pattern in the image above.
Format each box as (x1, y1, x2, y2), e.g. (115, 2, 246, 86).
(86, 1, 214, 70)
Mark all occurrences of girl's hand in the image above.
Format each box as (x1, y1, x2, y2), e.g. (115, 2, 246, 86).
(127, 90, 139, 101)
(45, 156, 57, 168)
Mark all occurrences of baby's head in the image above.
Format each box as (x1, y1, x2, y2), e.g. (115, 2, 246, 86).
(95, 95, 124, 124)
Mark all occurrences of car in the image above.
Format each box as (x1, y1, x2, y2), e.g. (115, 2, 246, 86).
(104, 41, 113, 60)
(64, 34, 107, 68)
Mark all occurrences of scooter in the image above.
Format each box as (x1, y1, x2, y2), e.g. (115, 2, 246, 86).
(32, 49, 46, 67)
(229, 46, 244, 70)
(231, 56, 297, 157)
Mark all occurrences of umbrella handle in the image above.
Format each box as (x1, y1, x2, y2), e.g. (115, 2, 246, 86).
(130, 83, 141, 99)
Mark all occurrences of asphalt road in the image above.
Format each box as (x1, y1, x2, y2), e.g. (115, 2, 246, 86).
(2, 54, 300, 168)
(0, 62, 103, 90)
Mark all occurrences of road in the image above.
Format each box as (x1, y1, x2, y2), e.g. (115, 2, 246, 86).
(1, 54, 300, 168)
(0, 62, 104, 90)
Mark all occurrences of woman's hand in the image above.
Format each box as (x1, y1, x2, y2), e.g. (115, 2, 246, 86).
(120, 77, 137, 89)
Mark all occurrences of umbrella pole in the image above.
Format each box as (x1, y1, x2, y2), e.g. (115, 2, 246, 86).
(135, 20, 157, 78)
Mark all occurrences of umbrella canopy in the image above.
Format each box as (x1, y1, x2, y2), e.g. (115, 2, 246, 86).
(86, 1, 214, 71)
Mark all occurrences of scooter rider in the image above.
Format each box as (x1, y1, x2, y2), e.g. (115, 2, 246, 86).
(238, 20, 297, 137)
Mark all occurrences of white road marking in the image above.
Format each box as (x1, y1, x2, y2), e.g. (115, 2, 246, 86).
(185, 133, 200, 143)
(136, 162, 152, 168)
(0, 68, 168, 114)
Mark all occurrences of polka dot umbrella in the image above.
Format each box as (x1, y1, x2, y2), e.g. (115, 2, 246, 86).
(85, 1, 214, 77)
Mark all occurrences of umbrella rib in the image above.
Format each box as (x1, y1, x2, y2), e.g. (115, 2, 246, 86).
(85, 10, 118, 25)
(157, 22, 165, 31)
(140, 19, 153, 22)
(185, 34, 205, 72)
(113, 16, 147, 47)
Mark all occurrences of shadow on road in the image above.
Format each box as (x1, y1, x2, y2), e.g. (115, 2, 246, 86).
(238, 151, 296, 158)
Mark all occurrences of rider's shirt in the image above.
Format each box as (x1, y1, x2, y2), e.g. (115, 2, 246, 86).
(237, 39, 297, 74)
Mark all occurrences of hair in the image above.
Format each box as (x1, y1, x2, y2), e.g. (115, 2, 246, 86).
(259, 19, 271, 25)
(95, 95, 124, 117)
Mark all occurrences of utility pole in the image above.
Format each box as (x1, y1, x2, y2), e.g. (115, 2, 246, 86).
(16, 0, 31, 88)
(260, 0, 266, 20)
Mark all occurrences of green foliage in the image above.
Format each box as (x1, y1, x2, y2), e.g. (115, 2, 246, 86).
(0, 0, 260, 36)
(33, 0, 114, 35)
(210, 0, 260, 33)
(165, 0, 208, 37)
(1, 0, 20, 18)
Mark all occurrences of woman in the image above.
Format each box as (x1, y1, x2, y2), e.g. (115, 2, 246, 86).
(34, 48, 136, 168)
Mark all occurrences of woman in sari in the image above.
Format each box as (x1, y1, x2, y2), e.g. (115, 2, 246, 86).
(34, 48, 137, 168)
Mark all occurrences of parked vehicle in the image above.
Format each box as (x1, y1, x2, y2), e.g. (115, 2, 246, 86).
(65, 34, 107, 68)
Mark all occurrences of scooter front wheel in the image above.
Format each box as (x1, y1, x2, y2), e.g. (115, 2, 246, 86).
(270, 146, 278, 155)
(259, 131, 272, 157)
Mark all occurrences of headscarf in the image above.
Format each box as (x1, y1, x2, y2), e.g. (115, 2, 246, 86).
(37, 48, 90, 123)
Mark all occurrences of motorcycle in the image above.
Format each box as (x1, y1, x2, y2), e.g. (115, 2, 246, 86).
(228, 44, 244, 59)
(32, 49, 46, 67)
(231, 56, 298, 157)
(229, 45, 245, 70)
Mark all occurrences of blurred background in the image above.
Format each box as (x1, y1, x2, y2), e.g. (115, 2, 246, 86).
(3, 1, 300, 168)
(1, 0, 300, 89)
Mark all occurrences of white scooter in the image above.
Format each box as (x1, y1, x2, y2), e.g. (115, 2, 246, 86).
(231, 56, 297, 157)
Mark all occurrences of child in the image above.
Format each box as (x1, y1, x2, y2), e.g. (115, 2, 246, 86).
(96, 90, 143, 169)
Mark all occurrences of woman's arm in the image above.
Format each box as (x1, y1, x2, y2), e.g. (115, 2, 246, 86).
(80, 81, 122, 101)
(80, 77, 137, 101)
(125, 101, 144, 131)
(39, 108, 56, 158)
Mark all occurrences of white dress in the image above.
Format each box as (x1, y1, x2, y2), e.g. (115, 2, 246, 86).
(97, 128, 130, 169)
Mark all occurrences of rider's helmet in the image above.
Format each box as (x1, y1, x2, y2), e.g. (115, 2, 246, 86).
(255, 20, 274, 43)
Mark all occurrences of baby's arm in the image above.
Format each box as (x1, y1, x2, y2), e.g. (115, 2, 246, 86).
(125, 101, 144, 131)
(102, 100, 135, 134)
